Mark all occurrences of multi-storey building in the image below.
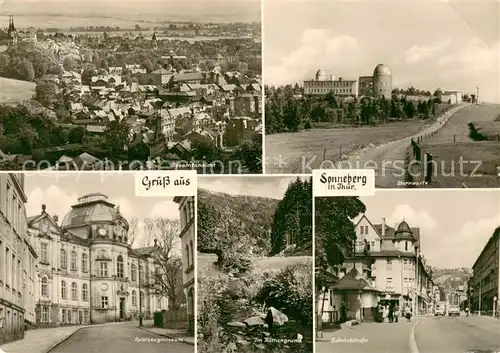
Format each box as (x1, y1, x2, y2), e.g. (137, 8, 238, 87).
(28, 193, 168, 326)
(0, 173, 37, 345)
(174, 196, 195, 332)
(319, 215, 433, 323)
(304, 70, 358, 97)
(470, 227, 500, 314)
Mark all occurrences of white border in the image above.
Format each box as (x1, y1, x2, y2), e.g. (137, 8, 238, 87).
(261, 0, 267, 175)
(193, 191, 198, 352)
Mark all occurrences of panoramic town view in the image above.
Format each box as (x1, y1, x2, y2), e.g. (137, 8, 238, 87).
(265, 0, 500, 187)
(0, 1, 262, 173)
(0, 173, 195, 353)
(197, 176, 313, 353)
(315, 190, 500, 353)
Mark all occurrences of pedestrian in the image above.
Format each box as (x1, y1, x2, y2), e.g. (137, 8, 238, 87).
(388, 305, 394, 323)
(465, 306, 469, 317)
(405, 307, 412, 322)
(394, 305, 400, 323)
(383, 305, 388, 322)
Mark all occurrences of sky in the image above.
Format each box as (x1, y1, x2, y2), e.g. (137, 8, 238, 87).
(264, 0, 500, 103)
(0, 0, 261, 23)
(198, 175, 310, 199)
(24, 172, 180, 247)
(355, 190, 500, 269)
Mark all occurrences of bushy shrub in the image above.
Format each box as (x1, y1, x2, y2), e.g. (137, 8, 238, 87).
(254, 263, 313, 327)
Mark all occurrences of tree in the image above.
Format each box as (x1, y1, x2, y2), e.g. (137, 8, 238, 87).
(104, 120, 130, 161)
(63, 56, 76, 71)
(35, 80, 59, 107)
(142, 59, 154, 73)
(315, 197, 366, 278)
(142, 218, 185, 310)
(68, 126, 86, 144)
(270, 177, 312, 255)
(229, 133, 263, 173)
(16, 58, 35, 81)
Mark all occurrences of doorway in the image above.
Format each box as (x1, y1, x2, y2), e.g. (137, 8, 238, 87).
(119, 298, 125, 319)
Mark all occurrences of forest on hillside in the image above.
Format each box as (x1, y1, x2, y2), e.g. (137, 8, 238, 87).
(197, 177, 313, 261)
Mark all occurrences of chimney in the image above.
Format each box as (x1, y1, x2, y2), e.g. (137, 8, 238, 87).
(53, 215, 59, 224)
(381, 218, 386, 237)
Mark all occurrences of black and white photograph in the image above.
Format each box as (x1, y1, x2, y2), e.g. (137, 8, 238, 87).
(0, 172, 195, 353)
(0, 0, 262, 174)
(264, 0, 500, 188)
(197, 176, 313, 353)
(315, 189, 500, 353)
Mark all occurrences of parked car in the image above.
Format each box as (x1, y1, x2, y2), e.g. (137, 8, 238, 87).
(448, 305, 460, 316)
(434, 307, 445, 316)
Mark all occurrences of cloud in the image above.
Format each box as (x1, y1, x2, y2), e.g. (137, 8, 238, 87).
(266, 29, 360, 85)
(387, 204, 438, 231)
(148, 201, 179, 220)
(26, 186, 78, 220)
(399, 40, 451, 65)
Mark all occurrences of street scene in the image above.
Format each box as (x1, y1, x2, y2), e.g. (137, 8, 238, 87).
(0, 0, 262, 173)
(265, 0, 500, 187)
(197, 176, 313, 353)
(0, 173, 194, 353)
(315, 189, 500, 353)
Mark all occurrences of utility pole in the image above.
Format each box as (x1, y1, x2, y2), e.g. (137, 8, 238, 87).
(476, 86, 479, 105)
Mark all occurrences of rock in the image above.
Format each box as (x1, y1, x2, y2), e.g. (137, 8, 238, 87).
(263, 331, 271, 337)
(245, 316, 266, 326)
(225, 279, 246, 299)
(297, 333, 303, 342)
(267, 307, 288, 326)
(227, 321, 246, 327)
(226, 341, 237, 352)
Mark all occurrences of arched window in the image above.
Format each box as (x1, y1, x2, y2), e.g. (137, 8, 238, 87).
(139, 264, 144, 282)
(71, 251, 77, 271)
(117, 255, 124, 278)
(132, 290, 137, 306)
(189, 240, 194, 268)
(82, 254, 88, 272)
(82, 283, 88, 301)
(185, 244, 190, 267)
(71, 282, 77, 300)
(41, 277, 48, 297)
(61, 280, 67, 299)
(60, 249, 67, 269)
(131, 264, 137, 281)
(183, 206, 188, 225)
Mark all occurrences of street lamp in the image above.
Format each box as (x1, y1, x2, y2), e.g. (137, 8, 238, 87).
(493, 296, 497, 318)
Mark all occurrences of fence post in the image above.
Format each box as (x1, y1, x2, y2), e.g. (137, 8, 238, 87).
(416, 143, 421, 163)
(425, 153, 433, 183)
(454, 135, 456, 143)
(340, 145, 342, 156)
(323, 149, 326, 161)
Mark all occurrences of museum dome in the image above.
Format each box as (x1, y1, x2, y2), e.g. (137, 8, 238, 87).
(61, 193, 124, 229)
(373, 63, 391, 76)
(315, 69, 327, 81)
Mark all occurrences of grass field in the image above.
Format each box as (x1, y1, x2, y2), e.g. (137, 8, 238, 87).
(265, 120, 431, 173)
(472, 121, 500, 140)
(0, 77, 35, 104)
(416, 104, 500, 188)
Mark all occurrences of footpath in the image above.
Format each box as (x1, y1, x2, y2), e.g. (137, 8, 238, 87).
(0, 322, 126, 353)
(138, 320, 194, 345)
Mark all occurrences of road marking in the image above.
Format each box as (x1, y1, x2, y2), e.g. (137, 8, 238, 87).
(409, 319, 421, 353)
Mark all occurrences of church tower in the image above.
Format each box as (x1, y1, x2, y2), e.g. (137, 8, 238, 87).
(151, 32, 158, 51)
(7, 15, 18, 46)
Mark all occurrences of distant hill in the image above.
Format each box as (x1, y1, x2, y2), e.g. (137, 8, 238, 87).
(197, 189, 280, 255)
(432, 267, 472, 290)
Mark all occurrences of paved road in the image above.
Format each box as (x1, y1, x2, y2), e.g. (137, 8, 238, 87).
(415, 315, 500, 353)
(341, 105, 466, 188)
(49, 322, 193, 353)
(316, 320, 414, 353)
